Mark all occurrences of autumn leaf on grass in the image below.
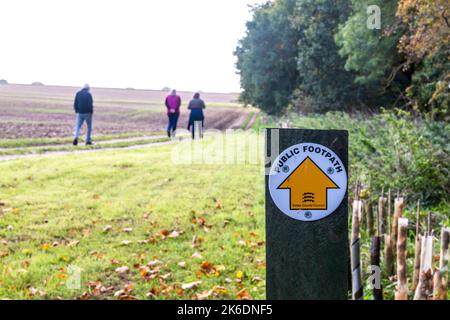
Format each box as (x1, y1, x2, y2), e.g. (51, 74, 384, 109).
(114, 283, 137, 300)
(122, 228, 133, 233)
(0, 250, 9, 258)
(256, 259, 266, 269)
(195, 290, 213, 300)
(68, 240, 80, 247)
(181, 281, 202, 290)
(160, 229, 170, 238)
(200, 261, 215, 274)
(115, 266, 130, 275)
(213, 286, 228, 295)
(28, 288, 47, 298)
(121, 240, 133, 246)
(103, 225, 113, 233)
(192, 235, 205, 248)
(41, 243, 51, 251)
(88, 281, 114, 297)
(168, 230, 183, 238)
(139, 266, 151, 279)
(147, 259, 163, 268)
(191, 252, 203, 260)
(236, 288, 252, 300)
(178, 261, 187, 269)
(159, 273, 172, 281)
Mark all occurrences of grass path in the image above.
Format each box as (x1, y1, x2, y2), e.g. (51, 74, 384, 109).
(0, 137, 266, 300)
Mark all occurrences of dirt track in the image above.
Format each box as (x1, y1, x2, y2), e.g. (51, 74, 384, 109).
(0, 84, 252, 139)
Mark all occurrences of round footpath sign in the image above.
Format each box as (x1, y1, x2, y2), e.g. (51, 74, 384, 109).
(268, 143, 347, 222)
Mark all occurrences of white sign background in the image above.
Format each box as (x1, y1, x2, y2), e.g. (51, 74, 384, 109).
(269, 143, 348, 222)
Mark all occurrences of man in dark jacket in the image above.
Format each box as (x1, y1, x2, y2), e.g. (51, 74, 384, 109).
(73, 84, 94, 146)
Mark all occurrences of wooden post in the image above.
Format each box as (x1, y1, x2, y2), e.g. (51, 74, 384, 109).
(412, 201, 421, 291)
(366, 199, 375, 237)
(433, 228, 449, 300)
(265, 129, 349, 300)
(395, 218, 409, 300)
(371, 236, 383, 300)
(391, 197, 405, 254)
(378, 193, 387, 234)
(382, 191, 394, 277)
(351, 200, 363, 300)
(414, 235, 434, 300)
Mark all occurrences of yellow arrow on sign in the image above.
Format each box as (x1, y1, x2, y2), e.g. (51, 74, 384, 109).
(278, 157, 339, 211)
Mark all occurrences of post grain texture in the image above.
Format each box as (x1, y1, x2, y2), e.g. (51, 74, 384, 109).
(265, 129, 349, 300)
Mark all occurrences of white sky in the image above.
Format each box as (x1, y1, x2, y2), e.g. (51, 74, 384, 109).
(0, 0, 266, 93)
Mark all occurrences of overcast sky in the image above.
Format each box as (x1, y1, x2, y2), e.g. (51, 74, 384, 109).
(0, 0, 266, 93)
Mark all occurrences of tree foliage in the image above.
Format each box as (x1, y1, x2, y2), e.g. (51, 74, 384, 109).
(235, 0, 300, 114)
(235, 0, 449, 119)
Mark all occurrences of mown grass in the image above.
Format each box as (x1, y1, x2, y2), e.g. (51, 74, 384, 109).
(0, 132, 165, 149)
(0, 137, 266, 300)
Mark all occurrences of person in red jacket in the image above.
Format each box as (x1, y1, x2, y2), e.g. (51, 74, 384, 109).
(165, 89, 181, 138)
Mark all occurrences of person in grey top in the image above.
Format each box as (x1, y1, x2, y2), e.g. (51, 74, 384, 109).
(187, 93, 206, 139)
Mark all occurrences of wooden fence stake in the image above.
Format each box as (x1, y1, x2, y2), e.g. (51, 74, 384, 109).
(391, 197, 405, 255)
(412, 200, 421, 291)
(395, 218, 409, 300)
(433, 228, 449, 300)
(414, 234, 435, 300)
(351, 200, 363, 300)
(378, 191, 387, 235)
(371, 235, 383, 300)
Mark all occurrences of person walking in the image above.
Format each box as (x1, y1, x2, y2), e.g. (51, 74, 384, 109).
(187, 92, 206, 139)
(165, 89, 181, 138)
(73, 84, 94, 146)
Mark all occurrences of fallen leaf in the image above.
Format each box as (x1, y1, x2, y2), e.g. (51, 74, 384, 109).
(236, 288, 252, 300)
(103, 225, 113, 233)
(159, 273, 172, 280)
(178, 261, 187, 269)
(252, 276, 263, 283)
(147, 260, 163, 267)
(182, 281, 202, 290)
(68, 240, 80, 247)
(29, 287, 47, 298)
(196, 290, 213, 300)
(115, 266, 130, 274)
(121, 240, 133, 246)
(168, 230, 182, 238)
(41, 243, 51, 251)
(213, 286, 228, 295)
(123, 228, 133, 233)
(191, 252, 203, 259)
(6, 225, 13, 231)
(160, 230, 170, 237)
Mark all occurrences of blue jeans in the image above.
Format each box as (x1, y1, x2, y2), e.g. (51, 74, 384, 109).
(74, 113, 93, 142)
(167, 113, 179, 133)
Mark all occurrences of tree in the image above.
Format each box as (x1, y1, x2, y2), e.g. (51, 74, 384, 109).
(335, 0, 410, 108)
(396, 0, 450, 120)
(293, 0, 359, 112)
(235, 0, 300, 115)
